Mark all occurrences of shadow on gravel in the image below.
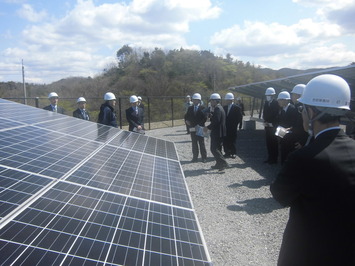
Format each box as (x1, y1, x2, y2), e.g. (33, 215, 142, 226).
(228, 179, 271, 189)
(180, 158, 215, 165)
(235, 129, 281, 179)
(227, 197, 283, 215)
(183, 168, 227, 177)
(164, 133, 189, 137)
(173, 140, 192, 144)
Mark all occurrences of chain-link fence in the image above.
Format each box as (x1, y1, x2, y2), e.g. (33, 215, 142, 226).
(3, 96, 263, 130)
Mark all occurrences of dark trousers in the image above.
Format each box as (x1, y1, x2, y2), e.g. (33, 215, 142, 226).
(191, 132, 207, 159)
(279, 135, 295, 164)
(223, 134, 237, 155)
(265, 127, 278, 162)
(211, 136, 228, 166)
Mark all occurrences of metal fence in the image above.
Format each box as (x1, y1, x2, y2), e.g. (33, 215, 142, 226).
(3, 96, 263, 130)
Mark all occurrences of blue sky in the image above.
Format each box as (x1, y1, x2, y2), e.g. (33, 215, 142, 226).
(0, 0, 354, 84)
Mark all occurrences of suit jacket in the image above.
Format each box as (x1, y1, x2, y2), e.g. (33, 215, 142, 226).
(270, 129, 355, 266)
(43, 105, 65, 114)
(126, 106, 144, 131)
(279, 103, 298, 129)
(291, 102, 309, 146)
(184, 105, 207, 128)
(263, 99, 280, 126)
(98, 102, 117, 127)
(73, 108, 90, 120)
(207, 104, 226, 138)
(223, 104, 242, 136)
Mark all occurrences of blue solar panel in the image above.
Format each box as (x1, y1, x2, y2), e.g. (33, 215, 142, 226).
(0, 99, 211, 265)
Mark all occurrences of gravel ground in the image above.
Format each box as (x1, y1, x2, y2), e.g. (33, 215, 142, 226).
(146, 120, 289, 266)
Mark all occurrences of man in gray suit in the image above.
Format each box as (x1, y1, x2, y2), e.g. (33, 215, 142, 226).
(204, 93, 229, 171)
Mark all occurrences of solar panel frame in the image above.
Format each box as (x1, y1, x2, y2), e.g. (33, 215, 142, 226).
(0, 99, 212, 265)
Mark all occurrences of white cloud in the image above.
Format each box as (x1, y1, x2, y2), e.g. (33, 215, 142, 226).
(209, 0, 355, 71)
(210, 19, 343, 58)
(297, 43, 355, 67)
(293, 0, 355, 33)
(326, 2, 355, 33)
(17, 4, 47, 22)
(2, 0, 221, 83)
(232, 42, 355, 70)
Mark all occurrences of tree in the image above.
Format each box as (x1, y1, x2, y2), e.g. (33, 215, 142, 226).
(116, 45, 133, 68)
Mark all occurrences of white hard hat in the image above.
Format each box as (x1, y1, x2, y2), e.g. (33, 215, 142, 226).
(224, 92, 234, 100)
(48, 92, 58, 99)
(186, 95, 191, 98)
(137, 96, 142, 100)
(130, 95, 138, 103)
(291, 84, 306, 95)
(192, 93, 201, 100)
(104, 92, 116, 101)
(77, 97, 86, 103)
(210, 93, 221, 100)
(277, 91, 291, 100)
(298, 74, 350, 111)
(265, 87, 276, 96)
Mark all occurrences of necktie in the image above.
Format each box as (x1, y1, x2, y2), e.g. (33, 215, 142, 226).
(136, 108, 138, 115)
(82, 110, 87, 120)
(194, 106, 198, 113)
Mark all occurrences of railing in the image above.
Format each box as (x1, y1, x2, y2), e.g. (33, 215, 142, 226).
(3, 96, 262, 130)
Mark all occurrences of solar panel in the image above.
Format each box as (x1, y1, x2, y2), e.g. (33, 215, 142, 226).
(0, 99, 212, 265)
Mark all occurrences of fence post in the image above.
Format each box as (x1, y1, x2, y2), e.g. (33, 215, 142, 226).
(251, 97, 256, 117)
(147, 98, 151, 130)
(259, 98, 264, 119)
(118, 97, 122, 129)
(171, 97, 174, 127)
(35, 97, 39, 108)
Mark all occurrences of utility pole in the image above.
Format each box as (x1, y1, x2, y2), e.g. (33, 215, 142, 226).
(22, 59, 27, 105)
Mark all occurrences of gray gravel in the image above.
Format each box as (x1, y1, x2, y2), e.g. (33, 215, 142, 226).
(146, 120, 289, 266)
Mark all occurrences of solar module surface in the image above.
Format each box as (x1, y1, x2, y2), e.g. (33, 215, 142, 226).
(0, 99, 212, 266)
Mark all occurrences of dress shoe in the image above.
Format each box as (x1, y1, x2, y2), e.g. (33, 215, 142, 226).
(223, 154, 231, 158)
(218, 163, 230, 171)
(211, 164, 220, 169)
(230, 154, 236, 159)
(191, 158, 198, 163)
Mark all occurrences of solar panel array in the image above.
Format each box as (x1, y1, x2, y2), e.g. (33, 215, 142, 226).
(0, 99, 212, 265)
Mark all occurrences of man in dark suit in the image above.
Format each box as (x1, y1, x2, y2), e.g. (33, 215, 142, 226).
(73, 97, 90, 120)
(262, 87, 280, 164)
(126, 95, 144, 133)
(43, 92, 65, 114)
(204, 93, 229, 171)
(137, 96, 145, 110)
(270, 74, 355, 266)
(184, 93, 207, 163)
(290, 84, 309, 149)
(236, 97, 245, 130)
(223, 93, 243, 158)
(276, 91, 298, 164)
